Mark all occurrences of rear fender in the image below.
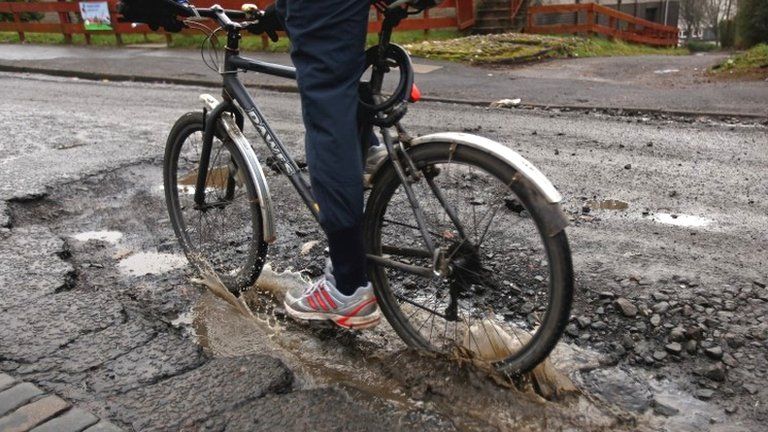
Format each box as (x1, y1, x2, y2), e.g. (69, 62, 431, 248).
(368, 132, 568, 236)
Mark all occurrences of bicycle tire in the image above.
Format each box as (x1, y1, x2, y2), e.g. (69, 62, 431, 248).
(364, 141, 573, 375)
(164, 112, 268, 294)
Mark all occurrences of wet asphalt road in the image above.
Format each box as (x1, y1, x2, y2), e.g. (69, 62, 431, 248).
(1, 45, 766, 116)
(1, 72, 767, 430)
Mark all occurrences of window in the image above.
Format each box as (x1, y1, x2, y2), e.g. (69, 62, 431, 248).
(645, 7, 658, 22)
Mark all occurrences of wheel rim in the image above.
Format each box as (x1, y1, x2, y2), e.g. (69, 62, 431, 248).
(169, 126, 260, 284)
(369, 148, 559, 367)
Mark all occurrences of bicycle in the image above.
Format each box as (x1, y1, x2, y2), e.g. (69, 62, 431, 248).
(163, 0, 574, 375)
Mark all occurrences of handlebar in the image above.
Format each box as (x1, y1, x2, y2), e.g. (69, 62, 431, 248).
(182, 0, 440, 29)
(184, 5, 250, 29)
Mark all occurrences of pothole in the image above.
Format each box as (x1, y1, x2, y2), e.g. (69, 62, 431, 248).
(7, 160, 741, 430)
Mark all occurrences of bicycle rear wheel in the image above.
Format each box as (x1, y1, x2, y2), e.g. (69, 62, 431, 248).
(164, 112, 268, 293)
(364, 141, 573, 375)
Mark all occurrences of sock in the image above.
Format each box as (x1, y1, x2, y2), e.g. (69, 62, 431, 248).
(326, 224, 368, 296)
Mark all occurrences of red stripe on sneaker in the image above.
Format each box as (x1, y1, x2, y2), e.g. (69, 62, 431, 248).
(320, 288, 337, 309)
(307, 296, 318, 310)
(336, 298, 377, 326)
(335, 316, 380, 330)
(314, 291, 329, 311)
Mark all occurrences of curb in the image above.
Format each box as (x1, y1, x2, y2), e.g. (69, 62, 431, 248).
(2, 64, 766, 121)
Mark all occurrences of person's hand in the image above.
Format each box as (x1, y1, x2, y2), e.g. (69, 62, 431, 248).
(117, 0, 189, 33)
(246, 4, 282, 42)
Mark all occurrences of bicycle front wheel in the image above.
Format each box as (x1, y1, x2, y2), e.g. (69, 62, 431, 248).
(364, 141, 573, 375)
(164, 112, 268, 294)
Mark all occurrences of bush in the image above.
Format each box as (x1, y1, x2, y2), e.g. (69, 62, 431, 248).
(0, 0, 44, 23)
(736, 0, 768, 48)
(686, 40, 718, 52)
(719, 19, 736, 48)
(711, 43, 768, 78)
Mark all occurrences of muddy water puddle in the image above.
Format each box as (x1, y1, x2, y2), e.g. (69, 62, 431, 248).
(172, 263, 640, 429)
(586, 199, 630, 211)
(581, 200, 716, 230)
(117, 251, 188, 276)
(71, 230, 124, 244)
(172, 262, 742, 430)
(647, 212, 713, 228)
(71, 229, 189, 276)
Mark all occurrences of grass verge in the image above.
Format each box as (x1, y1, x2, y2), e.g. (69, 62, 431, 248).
(710, 44, 768, 80)
(404, 33, 684, 65)
(0, 29, 460, 52)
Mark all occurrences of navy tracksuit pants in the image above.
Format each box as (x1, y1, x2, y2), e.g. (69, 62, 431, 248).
(275, 0, 370, 294)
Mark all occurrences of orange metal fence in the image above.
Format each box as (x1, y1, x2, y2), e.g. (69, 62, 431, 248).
(527, 2, 678, 47)
(0, 0, 475, 46)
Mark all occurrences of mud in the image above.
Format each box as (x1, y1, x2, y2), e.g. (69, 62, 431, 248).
(1, 74, 766, 430)
(7, 157, 760, 430)
(0, 161, 633, 431)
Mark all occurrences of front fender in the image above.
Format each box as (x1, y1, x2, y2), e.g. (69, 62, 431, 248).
(200, 94, 277, 243)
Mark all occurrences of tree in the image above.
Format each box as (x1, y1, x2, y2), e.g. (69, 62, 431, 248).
(737, 0, 768, 47)
(702, 0, 727, 39)
(679, 0, 705, 38)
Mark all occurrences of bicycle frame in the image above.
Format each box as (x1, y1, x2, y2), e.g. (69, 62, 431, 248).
(192, 4, 442, 254)
(189, 3, 564, 280)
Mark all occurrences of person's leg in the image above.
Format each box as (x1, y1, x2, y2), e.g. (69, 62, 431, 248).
(281, 0, 370, 295)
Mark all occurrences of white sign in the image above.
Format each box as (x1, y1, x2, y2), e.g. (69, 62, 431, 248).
(79, 2, 112, 31)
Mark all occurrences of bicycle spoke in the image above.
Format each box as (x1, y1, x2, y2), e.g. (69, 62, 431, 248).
(172, 122, 259, 285)
(381, 245, 432, 259)
(424, 171, 468, 239)
(369, 142, 567, 373)
(382, 218, 443, 239)
(367, 254, 433, 278)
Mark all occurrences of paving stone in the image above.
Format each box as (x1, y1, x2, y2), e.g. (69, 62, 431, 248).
(0, 395, 70, 432)
(113, 355, 292, 431)
(0, 226, 74, 312)
(30, 407, 99, 432)
(0, 373, 16, 392)
(84, 420, 124, 432)
(0, 383, 45, 417)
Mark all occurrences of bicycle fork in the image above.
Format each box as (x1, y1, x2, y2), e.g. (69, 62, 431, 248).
(195, 93, 277, 244)
(369, 124, 451, 279)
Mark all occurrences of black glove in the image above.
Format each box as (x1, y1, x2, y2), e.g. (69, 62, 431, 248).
(246, 4, 283, 43)
(117, 0, 191, 33)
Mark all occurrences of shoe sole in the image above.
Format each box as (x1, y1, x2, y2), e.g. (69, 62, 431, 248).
(284, 304, 382, 330)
